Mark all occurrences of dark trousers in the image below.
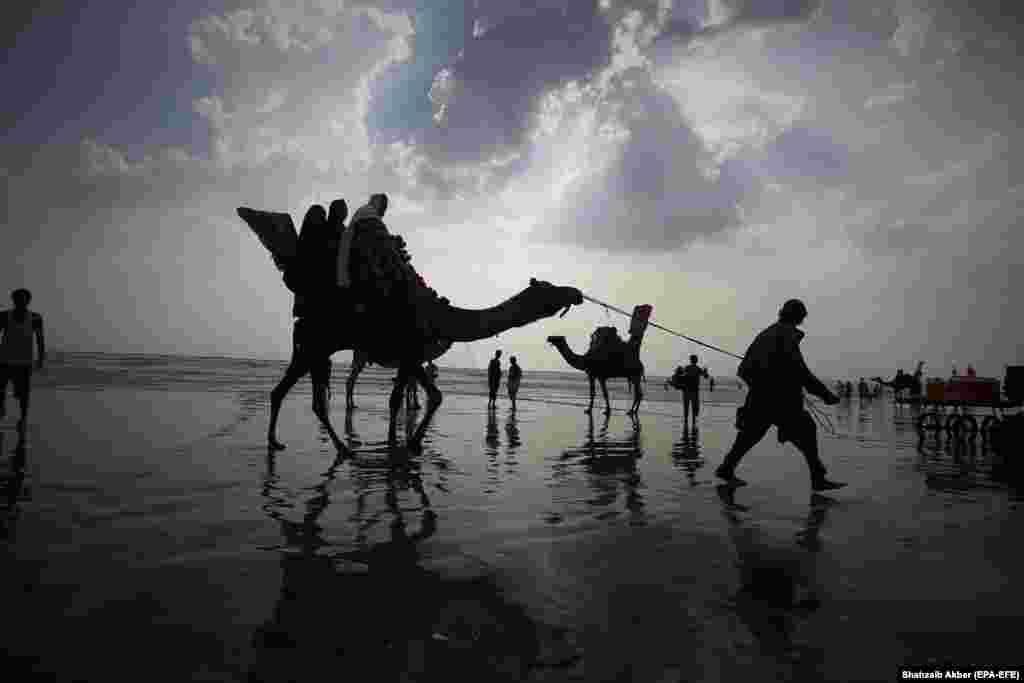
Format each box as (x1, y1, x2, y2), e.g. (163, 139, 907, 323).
(682, 389, 699, 418)
(720, 402, 826, 481)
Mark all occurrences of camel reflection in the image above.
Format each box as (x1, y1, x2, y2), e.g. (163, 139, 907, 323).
(714, 485, 833, 676)
(560, 413, 645, 524)
(671, 426, 705, 486)
(252, 447, 553, 681)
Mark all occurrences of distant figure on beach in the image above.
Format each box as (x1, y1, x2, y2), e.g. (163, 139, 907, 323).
(268, 201, 347, 450)
(708, 372, 714, 392)
(0, 289, 46, 438)
(487, 350, 503, 409)
(405, 373, 422, 410)
(507, 356, 522, 411)
(714, 299, 844, 491)
(857, 377, 869, 399)
(666, 355, 709, 428)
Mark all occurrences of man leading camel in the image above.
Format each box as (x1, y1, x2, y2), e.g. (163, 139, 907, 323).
(714, 299, 844, 492)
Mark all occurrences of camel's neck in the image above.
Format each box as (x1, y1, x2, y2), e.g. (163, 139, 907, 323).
(427, 284, 571, 343)
(552, 340, 588, 372)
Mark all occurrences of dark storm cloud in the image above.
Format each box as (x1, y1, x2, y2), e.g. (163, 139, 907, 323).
(416, 1, 612, 166)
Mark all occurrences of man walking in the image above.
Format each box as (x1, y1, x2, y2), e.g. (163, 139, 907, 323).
(1, 289, 46, 438)
(714, 299, 844, 491)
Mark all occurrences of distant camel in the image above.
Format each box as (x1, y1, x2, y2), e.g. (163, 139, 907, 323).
(547, 305, 652, 416)
(871, 361, 924, 400)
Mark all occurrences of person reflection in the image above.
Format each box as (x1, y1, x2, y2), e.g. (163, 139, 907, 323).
(671, 426, 705, 486)
(0, 439, 28, 540)
(485, 409, 500, 454)
(504, 412, 521, 453)
(715, 485, 832, 676)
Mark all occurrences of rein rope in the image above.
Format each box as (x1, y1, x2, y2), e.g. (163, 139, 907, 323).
(580, 292, 837, 435)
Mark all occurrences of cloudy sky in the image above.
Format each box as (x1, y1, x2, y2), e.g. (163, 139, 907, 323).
(3, 0, 1021, 379)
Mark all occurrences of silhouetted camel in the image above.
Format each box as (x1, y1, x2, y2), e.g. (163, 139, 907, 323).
(240, 202, 582, 450)
(546, 305, 651, 416)
(871, 361, 924, 400)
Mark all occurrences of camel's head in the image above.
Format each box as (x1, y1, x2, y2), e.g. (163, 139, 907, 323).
(528, 278, 584, 319)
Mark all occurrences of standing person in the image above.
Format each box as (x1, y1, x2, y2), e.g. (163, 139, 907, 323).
(487, 350, 503, 410)
(666, 356, 708, 428)
(708, 372, 715, 393)
(714, 299, 844, 491)
(0, 288, 46, 438)
(681, 355, 709, 427)
(507, 356, 522, 411)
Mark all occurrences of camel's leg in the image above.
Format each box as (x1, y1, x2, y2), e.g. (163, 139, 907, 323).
(268, 325, 310, 450)
(586, 375, 595, 414)
(600, 378, 611, 415)
(634, 375, 643, 415)
(310, 355, 346, 453)
(408, 364, 442, 449)
(346, 350, 369, 410)
(387, 366, 411, 444)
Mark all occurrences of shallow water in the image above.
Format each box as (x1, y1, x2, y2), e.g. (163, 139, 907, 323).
(2, 352, 1022, 681)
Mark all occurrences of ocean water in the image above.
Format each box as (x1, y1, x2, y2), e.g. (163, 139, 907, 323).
(3, 351, 1022, 681)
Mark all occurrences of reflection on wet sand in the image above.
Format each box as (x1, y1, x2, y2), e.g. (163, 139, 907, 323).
(0, 437, 29, 541)
(671, 426, 705, 486)
(716, 484, 835, 677)
(251, 444, 574, 682)
(915, 432, 1020, 493)
(557, 414, 646, 524)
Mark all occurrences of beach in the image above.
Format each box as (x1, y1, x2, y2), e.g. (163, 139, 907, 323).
(1, 352, 1021, 682)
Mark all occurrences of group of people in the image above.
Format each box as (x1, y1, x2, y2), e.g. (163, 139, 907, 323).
(487, 350, 522, 411)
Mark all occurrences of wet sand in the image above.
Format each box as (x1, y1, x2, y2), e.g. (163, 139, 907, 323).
(2, 382, 1022, 682)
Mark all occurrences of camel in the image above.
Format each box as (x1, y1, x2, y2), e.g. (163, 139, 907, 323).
(871, 361, 924, 401)
(239, 207, 583, 451)
(546, 305, 652, 416)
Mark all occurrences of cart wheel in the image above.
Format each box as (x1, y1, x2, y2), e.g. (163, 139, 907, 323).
(917, 411, 942, 433)
(944, 413, 962, 436)
(956, 415, 978, 440)
(981, 416, 1001, 441)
